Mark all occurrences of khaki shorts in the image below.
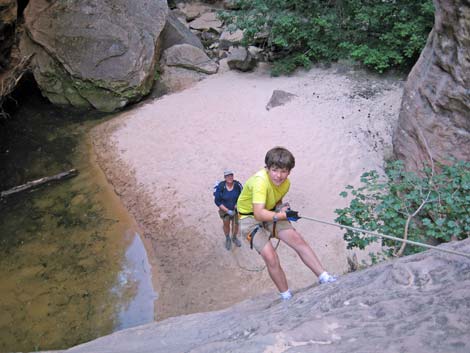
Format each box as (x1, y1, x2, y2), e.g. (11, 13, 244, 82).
(239, 216, 294, 253)
(218, 210, 239, 224)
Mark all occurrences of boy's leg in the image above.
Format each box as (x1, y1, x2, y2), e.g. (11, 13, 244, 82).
(260, 241, 289, 293)
(277, 228, 325, 277)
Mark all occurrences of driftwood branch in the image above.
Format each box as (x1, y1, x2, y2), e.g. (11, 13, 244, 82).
(0, 169, 78, 198)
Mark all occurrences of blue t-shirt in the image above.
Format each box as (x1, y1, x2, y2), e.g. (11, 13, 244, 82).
(214, 181, 242, 211)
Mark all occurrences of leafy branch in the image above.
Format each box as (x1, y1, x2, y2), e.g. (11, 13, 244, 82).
(335, 158, 470, 258)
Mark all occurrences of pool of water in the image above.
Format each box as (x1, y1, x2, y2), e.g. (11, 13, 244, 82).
(0, 81, 156, 352)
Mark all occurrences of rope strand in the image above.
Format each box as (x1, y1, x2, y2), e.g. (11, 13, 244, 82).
(300, 215, 470, 260)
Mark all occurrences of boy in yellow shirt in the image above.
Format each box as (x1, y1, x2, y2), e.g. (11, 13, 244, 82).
(237, 146, 336, 300)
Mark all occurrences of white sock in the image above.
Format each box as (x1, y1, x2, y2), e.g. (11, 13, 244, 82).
(319, 271, 330, 282)
(279, 289, 293, 300)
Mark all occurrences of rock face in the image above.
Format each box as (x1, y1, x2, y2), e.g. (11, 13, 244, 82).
(47, 239, 470, 353)
(0, 0, 17, 70)
(20, 0, 168, 112)
(393, 0, 470, 171)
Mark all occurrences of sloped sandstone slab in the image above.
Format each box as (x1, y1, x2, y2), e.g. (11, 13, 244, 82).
(51, 239, 470, 353)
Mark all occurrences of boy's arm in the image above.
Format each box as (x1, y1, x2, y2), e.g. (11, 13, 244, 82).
(253, 203, 288, 222)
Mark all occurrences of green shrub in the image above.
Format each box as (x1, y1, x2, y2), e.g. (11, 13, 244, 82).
(334, 160, 470, 257)
(220, 0, 434, 74)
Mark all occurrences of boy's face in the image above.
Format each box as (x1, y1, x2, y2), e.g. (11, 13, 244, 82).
(267, 166, 290, 186)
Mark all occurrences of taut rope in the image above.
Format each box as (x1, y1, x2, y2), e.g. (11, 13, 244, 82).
(300, 215, 470, 259)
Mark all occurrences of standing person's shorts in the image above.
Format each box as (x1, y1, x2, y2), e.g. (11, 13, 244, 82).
(218, 210, 239, 224)
(239, 216, 294, 253)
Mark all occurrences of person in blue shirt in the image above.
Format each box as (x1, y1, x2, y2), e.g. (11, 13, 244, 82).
(214, 170, 243, 250)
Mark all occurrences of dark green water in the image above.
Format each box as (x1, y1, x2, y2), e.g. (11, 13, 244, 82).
(0, 80, 156, 352)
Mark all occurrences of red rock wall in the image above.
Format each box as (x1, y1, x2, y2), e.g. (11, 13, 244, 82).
(393, 0, 470, 171)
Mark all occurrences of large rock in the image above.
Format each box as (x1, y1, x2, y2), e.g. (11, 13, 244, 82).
(160, 11, 205, 52)
(265, 89, 297, 111)
(227, 46, 257, 72)
(20, 0, 168, 112)
(188, 11, 223, 33)
(162, 44, 218, 74)
(41, 238, 470, 353)
(156, 43, 218, 94)
(393, 0, 470, 171)
(156, 65, 207, 94)
(219, 27, 244, 50)
(0, 0, 17, 70)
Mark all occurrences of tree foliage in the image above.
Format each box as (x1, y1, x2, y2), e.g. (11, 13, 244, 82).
(334, 160, 470, 257)
(221, 0, 434, 74)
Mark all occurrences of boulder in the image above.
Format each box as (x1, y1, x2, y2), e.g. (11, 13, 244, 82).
(219, 28, 244, 50)
(160, 11, 205, 52)
(393, 0, 470, 171)
(176, 2, 207, 21)
(0, 0, 17, 70)
(265, 90, 297, 111)
(20, 0, 168, 112)
(227, 46, 257, 72)
(40, 238, 470, 353)
(157, 65, 207, 94)
(157, 43, 218, 94)
(162, 43, 218, 74)
(189, 11, 223, 33)
(169, 9, 189, 26)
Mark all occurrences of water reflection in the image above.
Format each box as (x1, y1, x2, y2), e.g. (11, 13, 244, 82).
(0, 81, 156, 352)
(0, 157, 156, 352)
(115, 232, 156, 331)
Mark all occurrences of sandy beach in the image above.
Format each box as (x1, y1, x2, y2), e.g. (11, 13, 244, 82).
(92, 62, 404, 321)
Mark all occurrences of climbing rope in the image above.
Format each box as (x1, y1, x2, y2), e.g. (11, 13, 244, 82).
(234, 215, 470, 274)
(300, 215, 470, 260)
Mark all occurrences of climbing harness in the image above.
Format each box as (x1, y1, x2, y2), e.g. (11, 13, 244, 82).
(245, 220, 278, 250)
(299, 214, 470, 260)
(246, 224, 260, 250)
(234, 235, 281, 272)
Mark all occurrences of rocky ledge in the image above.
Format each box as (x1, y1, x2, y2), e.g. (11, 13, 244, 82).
(46, 238, 470, 353)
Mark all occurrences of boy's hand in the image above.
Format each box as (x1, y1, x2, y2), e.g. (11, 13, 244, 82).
(227, 210, 235, 216)
(285, 209, 300, 222)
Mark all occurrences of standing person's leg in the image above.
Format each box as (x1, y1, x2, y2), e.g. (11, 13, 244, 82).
(222, 216, 231, 250)
(231, 215, 241, 247)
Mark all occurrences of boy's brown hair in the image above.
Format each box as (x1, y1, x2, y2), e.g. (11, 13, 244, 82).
(264, 146, 295, 170)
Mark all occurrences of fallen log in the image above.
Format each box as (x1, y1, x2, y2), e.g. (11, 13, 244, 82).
(0, 169, 79, 198)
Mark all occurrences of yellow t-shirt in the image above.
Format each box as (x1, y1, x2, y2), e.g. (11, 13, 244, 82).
(237, 168, 290, 216)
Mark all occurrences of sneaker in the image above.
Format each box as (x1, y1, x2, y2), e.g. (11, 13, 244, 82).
(225, 236, 232, 250)
(232, 237, 242, 247)
(279, 289, 293, 301)
(318, 272, 337, 284)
